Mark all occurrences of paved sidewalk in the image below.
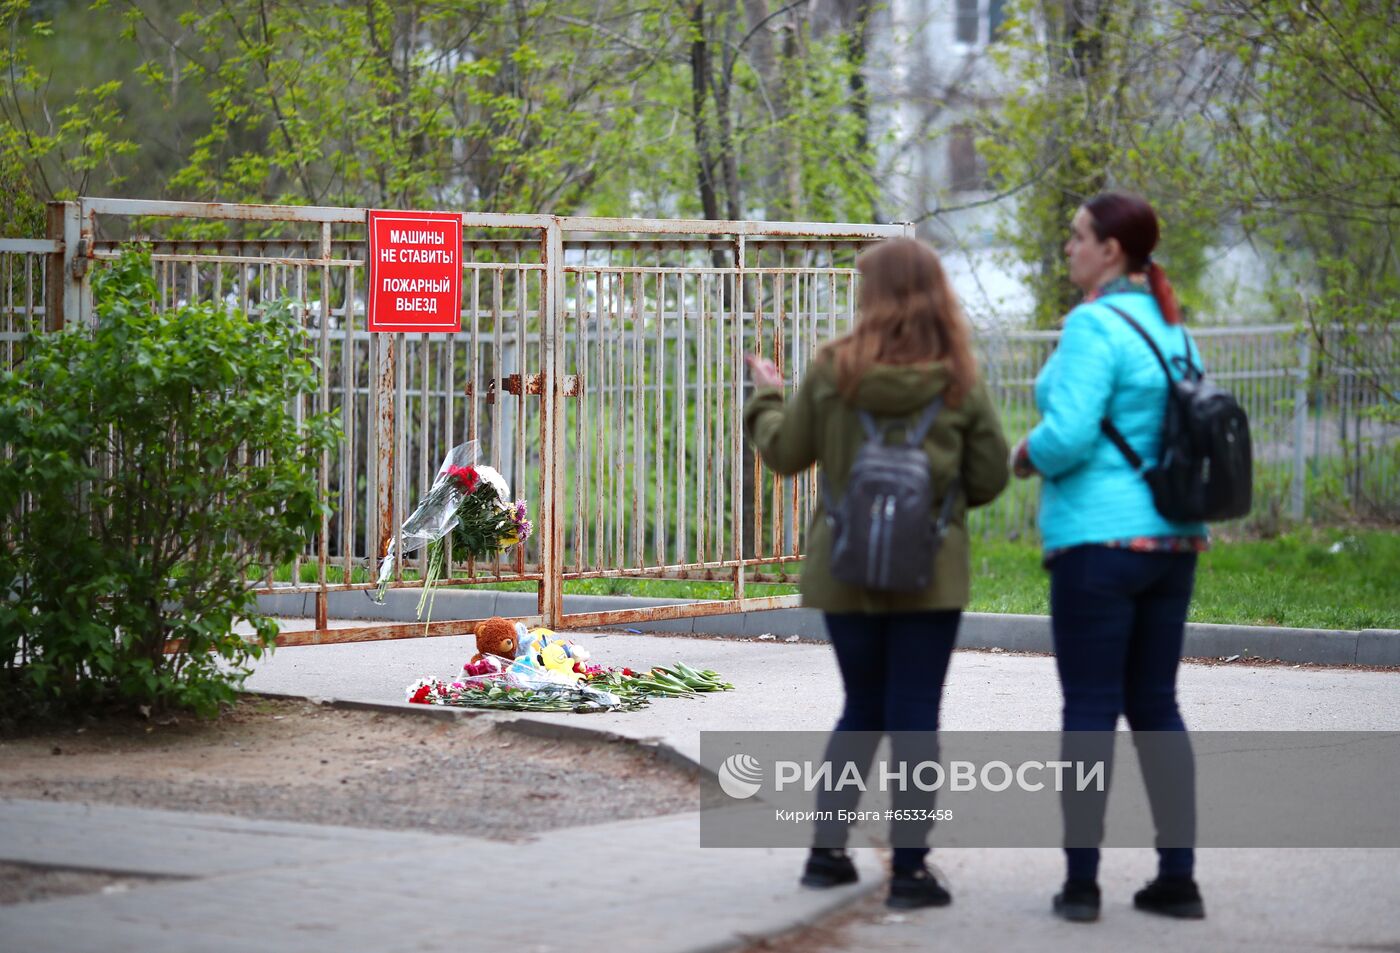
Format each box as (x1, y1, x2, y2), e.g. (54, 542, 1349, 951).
(0, 799, 874, 953)
(242, 629, 1400, 952)
(245, 629, 1400, 763)
(822, 845, 1400, 953)
(6, 629, 1399, 953)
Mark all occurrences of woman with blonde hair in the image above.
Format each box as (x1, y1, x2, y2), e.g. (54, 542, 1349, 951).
(744, 237, 1009, 908)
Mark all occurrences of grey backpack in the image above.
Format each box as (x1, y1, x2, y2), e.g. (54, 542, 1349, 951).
(823, 397, 960, 592)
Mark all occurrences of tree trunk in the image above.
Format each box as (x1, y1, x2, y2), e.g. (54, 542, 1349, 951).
(712, 9, 743, 224)
(840, 0, 878, 221)
(690, 1, 722, 223)
(1035, 0, 1110, 327)
(779, 23, 805, 217)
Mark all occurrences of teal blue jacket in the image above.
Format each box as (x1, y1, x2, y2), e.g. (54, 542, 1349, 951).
(1026, 288, 1208, 551)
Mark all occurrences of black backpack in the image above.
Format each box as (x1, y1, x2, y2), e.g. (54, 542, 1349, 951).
(823, 397, 960, 591)
(1100, 305, 1252, 522)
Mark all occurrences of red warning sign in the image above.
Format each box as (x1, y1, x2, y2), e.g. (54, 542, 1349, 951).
(367, 209, 462, 332)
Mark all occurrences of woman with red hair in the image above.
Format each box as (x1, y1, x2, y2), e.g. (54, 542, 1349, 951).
(1013, 192, 1208, 923)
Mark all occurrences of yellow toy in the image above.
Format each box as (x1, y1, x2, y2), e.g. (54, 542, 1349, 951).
(507, 626, 589, 685)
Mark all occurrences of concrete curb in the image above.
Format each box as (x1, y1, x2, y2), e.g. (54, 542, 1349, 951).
(242, 687, 881, 953)
(258, 587, 1400, 667)
(245, 688, 708, 773)
(679, 884, 878, 953)
(245, 688, 485, 723)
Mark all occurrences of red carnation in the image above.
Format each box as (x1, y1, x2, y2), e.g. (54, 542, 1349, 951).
(409, 685, 433, 704)
(622, 667, 637, 677)
(446, 465, 480, 493)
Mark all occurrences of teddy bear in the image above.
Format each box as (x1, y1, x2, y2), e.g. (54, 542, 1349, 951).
(471, 616, 522, 663)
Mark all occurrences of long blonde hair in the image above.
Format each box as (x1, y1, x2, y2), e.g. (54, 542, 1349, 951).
(822, 238, 977, 407)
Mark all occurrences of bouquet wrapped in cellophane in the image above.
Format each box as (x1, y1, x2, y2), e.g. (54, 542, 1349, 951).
(372, 441, 532, 624)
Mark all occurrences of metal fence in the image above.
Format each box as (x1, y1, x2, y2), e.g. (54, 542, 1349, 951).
(971, 323, 1400, 539)
(3, 199, 1395, 644)
(4, 199, 905, 642)
(1, 239, 57, 371)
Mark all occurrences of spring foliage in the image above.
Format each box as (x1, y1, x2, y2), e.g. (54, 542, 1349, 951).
(0, 249, 339, 718)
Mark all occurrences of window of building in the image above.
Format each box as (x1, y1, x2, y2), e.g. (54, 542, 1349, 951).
(956, 0, 1008, 46)
(948, 124, 989, 192)
(955, 0, 980, 44)
(988, 0, 1006, 40)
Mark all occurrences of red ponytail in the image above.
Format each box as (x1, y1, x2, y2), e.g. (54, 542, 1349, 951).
(1084, 192, 1183, 324)
(1146, 261, 1181, 325)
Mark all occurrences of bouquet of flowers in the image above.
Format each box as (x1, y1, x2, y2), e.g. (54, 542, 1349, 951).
(405, 628, 735, 713)
(373, 440, 532, 624)
(405, 673, 635, 713)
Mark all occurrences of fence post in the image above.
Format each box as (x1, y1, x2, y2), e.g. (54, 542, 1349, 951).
(1292, 332, 1310, 522)
(538, 220, 565, 628)
(43, 201, 81, 331)
(373, 333, 396, 584)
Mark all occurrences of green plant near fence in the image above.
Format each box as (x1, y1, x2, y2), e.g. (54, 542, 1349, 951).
(0, 248, 338, 719)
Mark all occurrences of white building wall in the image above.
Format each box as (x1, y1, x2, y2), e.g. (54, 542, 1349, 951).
(867, 0, 1033, 324)
(867, 0, 1273, 326)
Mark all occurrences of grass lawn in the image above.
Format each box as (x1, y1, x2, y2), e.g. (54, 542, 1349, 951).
(274, 529, 1399, 631)
(970, 529, 1400, 630)
(552, 529, 1399, 630)
(1182, 530, 1400, 630)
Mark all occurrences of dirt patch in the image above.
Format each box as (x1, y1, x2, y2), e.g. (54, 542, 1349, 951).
(0, 862, 173, 907)
(740, 892, 885, 952)
(1180, 655, 1400, 674)
(0, 696, 699, 841)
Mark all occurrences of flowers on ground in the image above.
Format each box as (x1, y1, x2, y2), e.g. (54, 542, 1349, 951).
(404, 632, 733, 713)
(406, 678, 443, 704)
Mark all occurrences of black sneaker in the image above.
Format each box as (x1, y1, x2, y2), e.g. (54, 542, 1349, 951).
(886, 865, 952, 909)
(1133, 876, 1205, 919)
(800, 848, 858, 888)
(1052, 880, 1101, 923)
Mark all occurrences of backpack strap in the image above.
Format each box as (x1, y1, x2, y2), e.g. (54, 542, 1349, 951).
(1101, 418, 1145, 471)
(856, 395, 946, 447)
(934, 475, 961, 538)
(904, 395, 946, 447)
(1104, 304, 1173, 377)
(1171, 325, 1203, 382)
(856, 410, 882, 440)
(1099, 303, 1175, 472)
(912, 398, 960, 537)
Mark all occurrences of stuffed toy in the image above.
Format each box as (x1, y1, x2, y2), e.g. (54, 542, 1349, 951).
(537, 640, 586, 683)
(506, 626, 591, 686)
(471, 616, 522, 663)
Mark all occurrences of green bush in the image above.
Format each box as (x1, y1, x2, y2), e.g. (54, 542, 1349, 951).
(0, 249, 338, 718)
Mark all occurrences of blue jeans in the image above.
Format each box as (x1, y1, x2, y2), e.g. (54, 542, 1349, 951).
(815, 610, 961, 871)
(1050, 545, 1197, 882)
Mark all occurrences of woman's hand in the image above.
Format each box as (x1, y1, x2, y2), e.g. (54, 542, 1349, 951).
(745, 353, 785, 390)
(1010, 437, 1038, 479)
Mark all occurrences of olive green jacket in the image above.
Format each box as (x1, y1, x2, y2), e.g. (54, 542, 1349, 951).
(743, 358, 1009, 612)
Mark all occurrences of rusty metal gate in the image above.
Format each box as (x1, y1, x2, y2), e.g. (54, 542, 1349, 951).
(7, 199, 906, 645)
